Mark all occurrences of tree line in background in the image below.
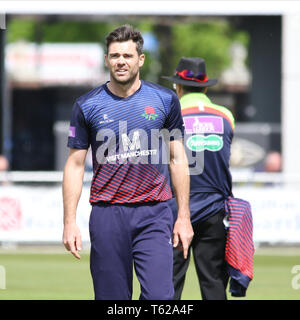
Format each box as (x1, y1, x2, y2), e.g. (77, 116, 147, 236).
(6, 16, 249, 89)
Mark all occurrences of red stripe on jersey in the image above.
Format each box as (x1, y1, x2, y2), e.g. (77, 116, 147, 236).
(89, 163, 172, 204)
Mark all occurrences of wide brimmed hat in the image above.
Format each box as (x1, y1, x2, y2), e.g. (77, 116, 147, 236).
(162, 57, 218, 87)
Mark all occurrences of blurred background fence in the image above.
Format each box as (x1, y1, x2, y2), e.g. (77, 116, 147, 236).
(1, 171, 300, 245)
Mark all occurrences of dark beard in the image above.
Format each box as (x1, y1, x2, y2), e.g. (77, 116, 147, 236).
(111, 70, 139, 86)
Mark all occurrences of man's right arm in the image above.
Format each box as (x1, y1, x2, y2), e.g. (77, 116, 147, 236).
(62, 148, 88, 259)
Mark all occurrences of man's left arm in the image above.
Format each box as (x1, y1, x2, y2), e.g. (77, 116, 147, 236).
(169, 138, 194, 259)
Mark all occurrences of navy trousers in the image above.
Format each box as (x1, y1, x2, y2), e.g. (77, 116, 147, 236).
(89, 201, 174, 300)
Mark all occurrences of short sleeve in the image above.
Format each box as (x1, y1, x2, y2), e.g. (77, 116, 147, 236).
(164, 92, 184, 140)
(67, 101, 90, 149)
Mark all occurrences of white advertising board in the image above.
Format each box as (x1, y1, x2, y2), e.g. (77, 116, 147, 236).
(5, 42, 105, 86)
(0, 184, 91, 243)
(233, 186, 300, 243)
(1, 184, 300, 244)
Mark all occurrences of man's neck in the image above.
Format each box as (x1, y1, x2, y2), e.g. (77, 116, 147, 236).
(107, 78, 141, 98)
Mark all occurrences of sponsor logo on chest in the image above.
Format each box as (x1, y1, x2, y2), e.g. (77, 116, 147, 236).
(183, 116, 224, 134)
(99, 114, 114, 124)
(186, 134, 223, 152)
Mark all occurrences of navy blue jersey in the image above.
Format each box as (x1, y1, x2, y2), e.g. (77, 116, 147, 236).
(67, 80, 184, 204)
(168, 92, 235, 223)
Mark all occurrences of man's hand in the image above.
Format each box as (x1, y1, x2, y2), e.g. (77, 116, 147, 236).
(173, 215, 194, 259)
(62, 148, 87, 260)
(63, 222, 82, 259)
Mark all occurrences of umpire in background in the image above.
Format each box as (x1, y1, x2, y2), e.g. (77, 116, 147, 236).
(163, 57, 235, 300)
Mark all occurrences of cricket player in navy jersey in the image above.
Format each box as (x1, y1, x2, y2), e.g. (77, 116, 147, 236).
(163, 57, 235, 300)
(62, 25, 193, 300)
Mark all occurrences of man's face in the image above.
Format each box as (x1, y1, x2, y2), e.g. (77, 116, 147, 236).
(105, 40, 145, 85)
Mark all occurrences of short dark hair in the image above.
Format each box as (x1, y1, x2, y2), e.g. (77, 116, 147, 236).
(105, 24, 144, 55)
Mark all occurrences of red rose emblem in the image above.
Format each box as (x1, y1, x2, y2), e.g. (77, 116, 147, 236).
(145, 106, 155, 114)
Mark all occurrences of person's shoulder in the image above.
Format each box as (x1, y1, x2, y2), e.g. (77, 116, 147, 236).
(208, 98, 235, 120)
(75, 84, 106, 108)
(142, 80, 177, 99)
(201, 95, 235, 130)
(212, 101, 234, 116)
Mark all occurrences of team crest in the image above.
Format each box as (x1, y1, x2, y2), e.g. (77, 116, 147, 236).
(142, 106, 158, 120)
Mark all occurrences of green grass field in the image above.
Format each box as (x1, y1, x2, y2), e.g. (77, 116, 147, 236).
(0, 246, 299, 300)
